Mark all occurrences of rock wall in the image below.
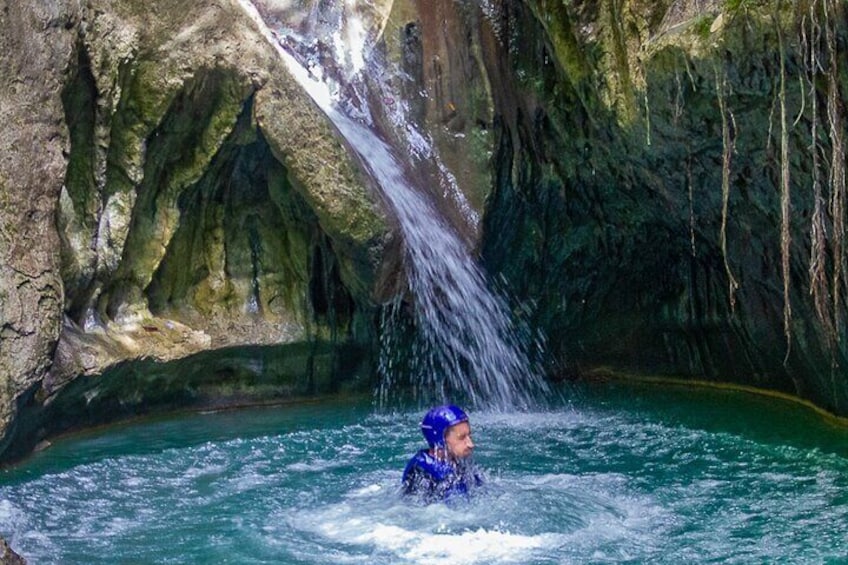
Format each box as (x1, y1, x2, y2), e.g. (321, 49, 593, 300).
(0, 0, 74, 460)
(480, 0, 848, 413)
(0, 0, 389, 461)
(2, 0, 848, 462)
(0, 535, 26, 565)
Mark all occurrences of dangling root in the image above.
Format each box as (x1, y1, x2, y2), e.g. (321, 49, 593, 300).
(825, 0, 847, 342)
(776, 9, 793, 365)
(805, 0, 836, 346)
(716, 66, 739, 313)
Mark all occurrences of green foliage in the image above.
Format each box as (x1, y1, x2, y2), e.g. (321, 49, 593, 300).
(693, 14, 715, 39)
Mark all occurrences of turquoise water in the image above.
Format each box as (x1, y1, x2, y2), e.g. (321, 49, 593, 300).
(2, 383, 848, 564)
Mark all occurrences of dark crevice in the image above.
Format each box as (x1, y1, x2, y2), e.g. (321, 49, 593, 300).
(58, 41, 99, 324)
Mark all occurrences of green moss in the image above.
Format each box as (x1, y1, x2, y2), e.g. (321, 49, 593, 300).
(725, 0, 756, 12)
(104, 61, 168, 199)
(144, 97, 364, 339)
(4, 341, 375, 460)
(109, 67, 252, 301)
(693, 14, 715, 39)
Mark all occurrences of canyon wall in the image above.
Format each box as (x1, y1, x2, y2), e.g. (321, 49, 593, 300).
(480, 0, 848, 413)
(1, 0, 847, 461)
(0, 0, 389, 460)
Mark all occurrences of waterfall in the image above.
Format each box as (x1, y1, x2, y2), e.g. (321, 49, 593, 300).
(237, 0, 550, 410)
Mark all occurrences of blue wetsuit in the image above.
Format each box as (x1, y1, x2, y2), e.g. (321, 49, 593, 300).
(402, 449, 482, 503)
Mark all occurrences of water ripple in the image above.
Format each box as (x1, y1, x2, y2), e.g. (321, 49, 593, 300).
(2, 388, 848, 563)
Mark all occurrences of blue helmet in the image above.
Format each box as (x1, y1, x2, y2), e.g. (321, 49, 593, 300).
(421, 405, 468, 448)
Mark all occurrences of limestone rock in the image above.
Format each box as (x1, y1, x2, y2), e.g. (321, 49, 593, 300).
(0, 0, 389, 460)
(0, 0, 75, 456)
(0, 536, 26, 565)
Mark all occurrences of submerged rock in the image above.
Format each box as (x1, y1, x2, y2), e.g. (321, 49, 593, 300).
(0, 537, 25, 565)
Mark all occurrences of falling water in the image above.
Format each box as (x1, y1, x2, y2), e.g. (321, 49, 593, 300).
(238, 0, 550, 409)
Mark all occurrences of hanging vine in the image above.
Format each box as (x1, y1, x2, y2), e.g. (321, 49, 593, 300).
(824, 0, 847, 344)
(776, 8, 793, 363)
(801, 0, 838, 351)
(715, 66, 739, 312)
(805, 0, 833, 345)
(804, 0, 848, 354)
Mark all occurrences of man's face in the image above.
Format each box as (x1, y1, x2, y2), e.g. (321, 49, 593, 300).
(444, 421, 474, 460)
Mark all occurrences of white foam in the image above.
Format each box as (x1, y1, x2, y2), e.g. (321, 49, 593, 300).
(425, 528, 550, 563)
(285, 458, 342, 472)
(347, 483, 383, 497)
(0, 498, 20, 523)
(360, 523, 558, 564)
(294, 490, 563, 565)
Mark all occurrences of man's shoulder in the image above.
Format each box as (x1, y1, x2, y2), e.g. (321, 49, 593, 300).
(403, 449, 433, 476)
(403, 449, 451, 481)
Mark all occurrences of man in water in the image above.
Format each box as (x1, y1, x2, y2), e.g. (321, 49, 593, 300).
(402, 404, 482, 502)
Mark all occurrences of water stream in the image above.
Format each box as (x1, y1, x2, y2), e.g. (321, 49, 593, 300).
(2, 383, 847, 563)
(238, 0, 549, 410)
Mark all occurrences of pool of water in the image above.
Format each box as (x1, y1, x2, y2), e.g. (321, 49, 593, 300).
(2, 382, 848, 564)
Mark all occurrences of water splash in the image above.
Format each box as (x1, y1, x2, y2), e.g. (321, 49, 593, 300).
(238, 0, 550, 410)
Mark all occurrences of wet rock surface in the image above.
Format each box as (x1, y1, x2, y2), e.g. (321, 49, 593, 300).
(0, 536, 25, 565)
